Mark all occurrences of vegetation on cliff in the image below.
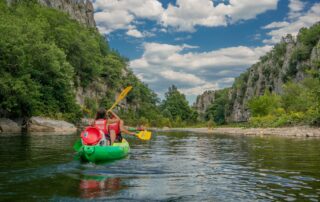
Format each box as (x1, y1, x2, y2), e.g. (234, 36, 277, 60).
(0, 0, 161, 124)
(0, 0, 199, 127)
(204, 89, 229, 125)
(1, 0, 319, 128)
(203, 22, 320, 127)
(247, 23, 320, 127)
(248, 75, 320, 127)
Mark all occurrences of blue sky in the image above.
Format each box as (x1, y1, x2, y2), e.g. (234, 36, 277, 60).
(93, 0, 320, 103)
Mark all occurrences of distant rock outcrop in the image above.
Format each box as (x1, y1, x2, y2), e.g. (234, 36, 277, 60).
(193, 90, 215, 118)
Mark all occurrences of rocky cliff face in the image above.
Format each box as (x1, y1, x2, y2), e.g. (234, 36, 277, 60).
(39, 0, 95, 27)
(7, 0, 95, 28)
(226, 30, 320, 122)
(193, 90, 215, 118)
(195, 23, 320, 123)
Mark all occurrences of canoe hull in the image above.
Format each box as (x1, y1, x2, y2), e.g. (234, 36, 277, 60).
(79, 139, 130, 162)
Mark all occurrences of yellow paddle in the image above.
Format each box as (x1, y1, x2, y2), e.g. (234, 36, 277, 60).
(108, 86, 132, 111)
(107, 86, 152, 141)
(135, 130, 152, 141)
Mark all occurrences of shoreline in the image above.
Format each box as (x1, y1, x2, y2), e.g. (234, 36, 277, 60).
(152, 126, 320, 137)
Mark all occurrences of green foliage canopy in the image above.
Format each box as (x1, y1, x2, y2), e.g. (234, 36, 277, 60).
(160, 85, 197, 125)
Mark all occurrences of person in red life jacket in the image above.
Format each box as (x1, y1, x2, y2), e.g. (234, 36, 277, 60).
(107, 110, 135, 145)
(93, 108, 120, 142)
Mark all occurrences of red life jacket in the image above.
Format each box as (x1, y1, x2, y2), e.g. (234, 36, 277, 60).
(93, 119, 108, 134)
(108, 120, 121, 135)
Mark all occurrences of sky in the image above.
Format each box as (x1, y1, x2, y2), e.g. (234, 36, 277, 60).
(92, 0, 320, 104)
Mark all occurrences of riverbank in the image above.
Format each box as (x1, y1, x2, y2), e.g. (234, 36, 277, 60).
(0, 117, 77, 135)
(152, 126, 320, 137)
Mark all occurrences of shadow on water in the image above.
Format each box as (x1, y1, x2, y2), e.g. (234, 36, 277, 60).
(0, 132, 320, 201)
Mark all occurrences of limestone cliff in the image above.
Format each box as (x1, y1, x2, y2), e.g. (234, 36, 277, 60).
(39, 0, 95, 28)
(195, 23, 320, 123)
(226, 24, 320, 122)
(193, 90, 215, 118)
(7, 0, 95, 28)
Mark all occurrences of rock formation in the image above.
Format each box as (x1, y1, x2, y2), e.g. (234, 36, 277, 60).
(227, 32, 320, 122)
(6, 0, 95, 28)
(28, 116, 77, 133)
(195, 23, 320, 123)
(193, 91, 215, 118)
(0, 118, 21, 134)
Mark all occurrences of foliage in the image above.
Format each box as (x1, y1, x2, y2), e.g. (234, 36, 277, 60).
(0, 2, 84, 121)
(284, 23, 320, 80)
(205, 89, 228, 125)
(0, 1, 161, 125)
(160, 85, 198, 126)
(247, 90, 281, 117)
(297, 23, 320, 51)
(247, 76, 320, 127)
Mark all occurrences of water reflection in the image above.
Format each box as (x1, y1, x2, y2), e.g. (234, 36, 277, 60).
(79, 175, 125, 199)
(0, 132, 320, 201)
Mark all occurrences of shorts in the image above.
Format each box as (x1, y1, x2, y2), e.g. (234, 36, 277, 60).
(105, 133, 122, 143)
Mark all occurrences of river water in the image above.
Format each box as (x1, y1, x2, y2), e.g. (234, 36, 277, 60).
(0, 132, 320, 201)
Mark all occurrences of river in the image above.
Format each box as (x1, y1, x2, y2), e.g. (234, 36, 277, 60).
(0, 132, 320, 201)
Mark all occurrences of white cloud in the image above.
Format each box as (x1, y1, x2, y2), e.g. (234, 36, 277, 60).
(132, 43, 271, 70)
(263, 2, 320, 44)
(161, 0, 227, 32)
(226, 0, 279, 22)
(217, 77, 235, 85)
(216, 70, 234, 76)
(160, 0, 279, 32)
(288, 0, 305, 19)
(180, 82, 219, 95)
(126, 28, 144, 38)
(175, 35, 192, 41)
(160, 70, 205, 85)
(130, 42, 272, 100)
(94, 10, 134, 33)
(93, 0, 163, 35)
(262, 21, 290, 29)
(94, 0, 280, 34)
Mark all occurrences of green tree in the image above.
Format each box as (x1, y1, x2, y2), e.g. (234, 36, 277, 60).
(247, 91, 281, 117)
(161, 85, 194, 122)
(205, 89, 228, 125)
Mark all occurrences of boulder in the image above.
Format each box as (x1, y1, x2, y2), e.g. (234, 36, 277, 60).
(0, 118, 22, 134)
(28, 116, 77, 134)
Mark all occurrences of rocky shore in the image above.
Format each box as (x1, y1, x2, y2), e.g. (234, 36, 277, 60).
(0, 117, 77, 135)
(153, 126, 320, 137)
(2, 116, 319, 137)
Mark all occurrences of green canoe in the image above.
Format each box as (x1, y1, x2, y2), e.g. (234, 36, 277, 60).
(75, 139, 130, 163)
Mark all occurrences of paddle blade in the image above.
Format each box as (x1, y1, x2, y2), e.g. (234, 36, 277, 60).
(118, 86, 132, 101)
(73, 139, 82, 152)
(136, 130, 152, 141)
(109, 86, 133, 111)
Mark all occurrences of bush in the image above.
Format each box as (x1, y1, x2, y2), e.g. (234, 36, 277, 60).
(249, 115, 278, 127)
(247, 75, 320, 127)
(247, 91, 281, 117)
(205, 89, 228, 125)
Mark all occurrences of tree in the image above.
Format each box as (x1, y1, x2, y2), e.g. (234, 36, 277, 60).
(247, 90, 281, 117)
(205, 89, 228, 125)
(161, 85, 193, 121)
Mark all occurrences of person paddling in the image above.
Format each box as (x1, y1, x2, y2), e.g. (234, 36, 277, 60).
(107, 110, 135, 145)
(93, 108, 120, 144)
